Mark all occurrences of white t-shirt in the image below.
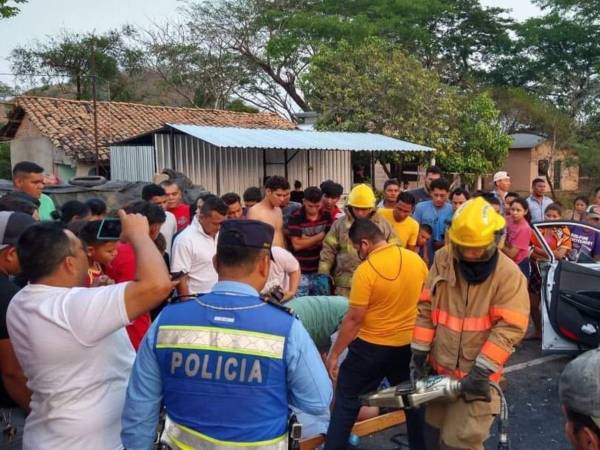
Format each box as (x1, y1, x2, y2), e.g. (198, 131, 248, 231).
(171, 217, 218, 294)
(160, 210, 178, 255)
(7, 282, 134, 450)
(263, 246, 300, 294)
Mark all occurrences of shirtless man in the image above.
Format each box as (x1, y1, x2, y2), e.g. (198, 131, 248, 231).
(247, 176, 289, 247)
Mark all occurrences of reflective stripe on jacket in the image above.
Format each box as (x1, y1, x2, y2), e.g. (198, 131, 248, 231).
(155, 292, 293, 447)
(318, 207, 399, 289)
(411, 247, 529, 380)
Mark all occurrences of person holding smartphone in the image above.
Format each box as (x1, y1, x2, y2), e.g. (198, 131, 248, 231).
(106, 201, 167, 350)
(6, 208, 172, 450)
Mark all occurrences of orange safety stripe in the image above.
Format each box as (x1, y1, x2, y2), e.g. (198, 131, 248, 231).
(428, 357, 467, 379)
(429, 357, 502, 383)
(413, 326, 435, 343)
(490, 307, 529, 331)
(431, 309, 492, 332)
(481, 340, 511, 366)
(419, 288, 432, 302)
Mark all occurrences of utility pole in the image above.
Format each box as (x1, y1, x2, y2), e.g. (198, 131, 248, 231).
(91, 37, 100, 176)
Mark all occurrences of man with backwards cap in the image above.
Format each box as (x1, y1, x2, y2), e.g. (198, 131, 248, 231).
(559, 348, 600, 450)
(121, 220, 332, 450)
(491, 171, 511, 215)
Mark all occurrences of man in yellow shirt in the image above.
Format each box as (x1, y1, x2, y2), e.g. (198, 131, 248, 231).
(324, 219, 428, 450)
(378, 191, 420, 251)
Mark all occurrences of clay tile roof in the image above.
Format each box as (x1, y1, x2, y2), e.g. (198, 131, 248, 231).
(3, 96, 296, 162)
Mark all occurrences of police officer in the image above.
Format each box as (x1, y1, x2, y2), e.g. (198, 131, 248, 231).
(121, 220, 332, 450)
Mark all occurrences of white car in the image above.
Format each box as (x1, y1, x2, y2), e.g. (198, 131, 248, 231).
(531, 220, 600, 353)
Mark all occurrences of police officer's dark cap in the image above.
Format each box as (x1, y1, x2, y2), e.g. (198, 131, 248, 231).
(218, 220, 274, 252)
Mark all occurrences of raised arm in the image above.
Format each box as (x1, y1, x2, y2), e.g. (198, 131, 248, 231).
(121, 210, 173, 321)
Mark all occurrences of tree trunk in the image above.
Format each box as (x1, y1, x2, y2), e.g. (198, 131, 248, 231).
(76, 75, 81, 100)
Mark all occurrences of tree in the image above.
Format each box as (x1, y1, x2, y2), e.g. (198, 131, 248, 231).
(0, 0, 26, 19)
(184, 0, 314, 116)
(179, 0, 512, 115)
(130, 22, 247, 108)
(438, 92, 511, 178)
(10, 29, 143, 100)
(304, 39, 510, 180)
(488, 10, 600, 121)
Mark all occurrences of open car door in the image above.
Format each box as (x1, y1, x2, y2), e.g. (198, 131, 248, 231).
(531, 220, 600, 354)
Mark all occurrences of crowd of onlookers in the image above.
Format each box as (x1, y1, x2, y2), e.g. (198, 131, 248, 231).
(1, 160, 600, 449)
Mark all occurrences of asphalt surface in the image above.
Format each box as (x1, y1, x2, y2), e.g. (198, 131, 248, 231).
(354, 340, 574, 450)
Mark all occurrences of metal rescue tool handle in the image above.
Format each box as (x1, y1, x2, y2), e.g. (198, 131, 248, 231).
(361, 375, 462, 409)
(360, 376, 510, 450)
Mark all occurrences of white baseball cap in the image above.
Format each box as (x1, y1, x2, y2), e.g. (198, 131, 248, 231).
(493, 171, 510, 183)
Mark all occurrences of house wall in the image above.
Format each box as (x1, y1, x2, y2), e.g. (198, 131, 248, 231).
(501, 143, 579, 193)
(11, 115, 55, 172)
(10, 114, 91, 180)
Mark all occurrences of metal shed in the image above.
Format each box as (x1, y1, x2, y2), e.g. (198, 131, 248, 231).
(110, 124, 434, 194)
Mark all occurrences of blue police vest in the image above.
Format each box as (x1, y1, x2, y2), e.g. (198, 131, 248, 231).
(154, 291, 294, 449)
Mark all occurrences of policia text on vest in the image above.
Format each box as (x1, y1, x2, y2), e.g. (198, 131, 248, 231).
(170, 351, 264, 383)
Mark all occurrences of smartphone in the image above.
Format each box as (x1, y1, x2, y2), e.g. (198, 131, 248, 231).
(96, 218, 122, 240)
(170, 271, 186, 280)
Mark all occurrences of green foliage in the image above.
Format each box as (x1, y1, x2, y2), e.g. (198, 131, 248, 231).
(491, 87, 575, 147)
(0, 143, 11, 180)
(225, 99, 259, 113)
(11, 29, 143, 101)
(0, 0, 26, 19)
(304, 39, 511, 178)
(439, 93, 511, 176)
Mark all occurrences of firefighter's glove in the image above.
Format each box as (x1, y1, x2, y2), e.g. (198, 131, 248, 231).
(409, 350, 429, 388)
(315, 274, 333, 295)
(460, 365, 492, 402)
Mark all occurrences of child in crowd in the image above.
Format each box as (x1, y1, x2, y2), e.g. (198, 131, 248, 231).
(531, 203, 572, 260)
(504, 192, 519, 216)
(529, 203, 572, 340)
(74, 220, 118, 287)
(503, 197, 532, 278)
(54, 200, 91, 224)
(85, 198, 108, 221)
(416, 224, 433, 266)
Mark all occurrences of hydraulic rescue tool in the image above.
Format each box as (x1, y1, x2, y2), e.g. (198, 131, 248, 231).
(361, 375, 511, 450)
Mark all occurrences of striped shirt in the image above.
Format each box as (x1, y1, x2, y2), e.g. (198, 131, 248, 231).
(288, 208, 333, 273)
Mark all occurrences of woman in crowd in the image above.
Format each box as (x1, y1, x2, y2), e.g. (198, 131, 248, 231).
(570, 195, 588, 221)
(503, 197, 532, 279)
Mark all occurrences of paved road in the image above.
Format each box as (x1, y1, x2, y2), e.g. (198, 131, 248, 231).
(354, 340, 574, 450)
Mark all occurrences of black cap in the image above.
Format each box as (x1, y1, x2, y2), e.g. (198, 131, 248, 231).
(0, 211, 36, 250)
(218, 219, 274, 251)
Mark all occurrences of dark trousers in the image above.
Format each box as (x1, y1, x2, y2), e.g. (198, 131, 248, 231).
(324, 339, 426, 450)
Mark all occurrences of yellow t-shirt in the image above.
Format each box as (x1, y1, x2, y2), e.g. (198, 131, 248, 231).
(349, 243, 428, 346)
(377, 209, 419, 248)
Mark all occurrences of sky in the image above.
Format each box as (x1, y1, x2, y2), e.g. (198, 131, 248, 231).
(0, 0, 542, 89)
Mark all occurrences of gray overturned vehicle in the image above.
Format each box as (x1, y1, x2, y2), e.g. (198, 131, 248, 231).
(0, 171, 207, 211)
(533, 220, 600, 353)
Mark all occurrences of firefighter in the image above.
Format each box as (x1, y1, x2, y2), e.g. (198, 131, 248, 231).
(318, 184, 398, 296)
(410, 197, 530, 450)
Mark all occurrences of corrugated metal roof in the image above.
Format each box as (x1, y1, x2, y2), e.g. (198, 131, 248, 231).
(510, 133, 546, 149)
(166, 124, 435, 152)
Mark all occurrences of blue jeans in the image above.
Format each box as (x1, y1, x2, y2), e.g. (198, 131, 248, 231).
(324, 339, 426, 450)
(297, 273, 330, 297)
(1, 407, 25, 450)
(518, 258, 531, 280)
